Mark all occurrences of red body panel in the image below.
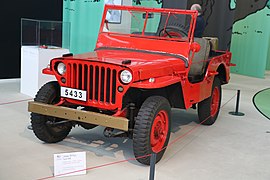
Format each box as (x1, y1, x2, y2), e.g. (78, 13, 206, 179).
(96, 34, 190, 58)
(43, 5, 232, 113)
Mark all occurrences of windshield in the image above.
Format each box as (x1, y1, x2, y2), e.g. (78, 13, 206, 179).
(102, 8, 195, 42)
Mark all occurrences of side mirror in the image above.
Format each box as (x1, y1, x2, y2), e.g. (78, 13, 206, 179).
(191, 42, 201, 53)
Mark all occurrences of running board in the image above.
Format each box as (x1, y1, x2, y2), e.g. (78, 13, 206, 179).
(28, 101, 129, 131)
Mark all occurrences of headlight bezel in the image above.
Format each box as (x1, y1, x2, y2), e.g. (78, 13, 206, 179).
(120, 70, 133, 84)
(56, 62, 66, 75)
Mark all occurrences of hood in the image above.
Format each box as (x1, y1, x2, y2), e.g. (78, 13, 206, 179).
(69, 48, 188, 80)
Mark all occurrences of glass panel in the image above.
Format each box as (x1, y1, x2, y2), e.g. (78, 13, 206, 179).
(102, 9, 193, 42)
(21, 19, 40, 46)
(144, 12, 161, 35)
(21, 18, 71, 49)
(157, 12, 191, 40)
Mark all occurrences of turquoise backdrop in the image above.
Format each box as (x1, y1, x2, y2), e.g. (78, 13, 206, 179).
(230, 2, 270, 78)
(63, 0, 161, 55)
(131, 1, 161, 34)
(268, 1, 270, 70)
(63, 0, 105, 54)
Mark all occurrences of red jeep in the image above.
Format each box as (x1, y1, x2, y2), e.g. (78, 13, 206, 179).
(29, 5, 232, 165)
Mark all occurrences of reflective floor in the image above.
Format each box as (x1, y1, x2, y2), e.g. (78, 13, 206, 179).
(0, 73, 270, 180)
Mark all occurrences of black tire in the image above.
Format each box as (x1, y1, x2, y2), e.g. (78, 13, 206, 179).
(198, 77, 222, 125)
(158, 23, 188, 38)
(133, 96, 171, 165)
(31, 81, 72, 143)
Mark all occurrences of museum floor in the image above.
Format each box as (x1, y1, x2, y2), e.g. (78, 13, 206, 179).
(0, 73, 270, 180)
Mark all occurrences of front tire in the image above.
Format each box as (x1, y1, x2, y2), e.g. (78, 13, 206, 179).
(133, 96, 171, 165)
(31, 81, 72, 143)
(198, 77, 222, 125)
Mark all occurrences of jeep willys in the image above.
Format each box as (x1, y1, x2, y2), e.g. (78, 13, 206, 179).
(28, 5, 232, 165)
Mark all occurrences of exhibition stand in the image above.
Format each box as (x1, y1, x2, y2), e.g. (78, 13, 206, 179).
(20, 46, 69, 97)
(20, 18, 70, 97)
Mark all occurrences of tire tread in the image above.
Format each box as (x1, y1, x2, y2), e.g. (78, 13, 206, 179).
(133, 96, 171, 165)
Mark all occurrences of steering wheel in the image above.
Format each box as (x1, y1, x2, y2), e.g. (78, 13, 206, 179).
(158, 24, 188, 38)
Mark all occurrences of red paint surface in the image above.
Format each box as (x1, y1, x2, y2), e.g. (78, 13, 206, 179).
(43, 5, 232, 112)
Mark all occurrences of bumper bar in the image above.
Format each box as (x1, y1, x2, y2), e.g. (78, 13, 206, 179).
(28, 101, 129, 131)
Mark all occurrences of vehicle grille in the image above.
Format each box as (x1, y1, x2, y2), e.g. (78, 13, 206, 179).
(67, 62, 117, 104)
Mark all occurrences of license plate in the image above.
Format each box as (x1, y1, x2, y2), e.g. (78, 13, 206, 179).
(61, 87, 87, 101)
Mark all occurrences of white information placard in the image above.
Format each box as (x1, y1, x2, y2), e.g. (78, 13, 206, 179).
(54, 152, 86, 177)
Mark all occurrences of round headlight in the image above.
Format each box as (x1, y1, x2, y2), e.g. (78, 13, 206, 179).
(120, 70, 132, 84)
(57, 63, 66, 75)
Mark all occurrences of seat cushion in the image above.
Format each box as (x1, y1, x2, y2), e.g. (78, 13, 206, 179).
(188, 38, 210, 77)
(203, 37, 218, 51)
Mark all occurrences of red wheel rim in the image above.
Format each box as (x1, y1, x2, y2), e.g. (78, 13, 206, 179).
(211, 87, 220, 117)
(151, 110, 169, 153)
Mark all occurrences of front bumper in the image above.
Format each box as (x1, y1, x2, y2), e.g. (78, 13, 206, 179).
(28, 101, 129, 131)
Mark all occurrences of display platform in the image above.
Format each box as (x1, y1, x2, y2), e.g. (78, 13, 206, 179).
(20, 46, 69, 98)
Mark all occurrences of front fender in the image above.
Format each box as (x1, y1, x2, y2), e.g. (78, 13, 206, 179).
(42, 67, 54, 75)
(130, 75, 181, 89)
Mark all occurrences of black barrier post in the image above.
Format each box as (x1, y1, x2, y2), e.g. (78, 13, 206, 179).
(229, 90, 245, 116)
(149, 153, 157, 180)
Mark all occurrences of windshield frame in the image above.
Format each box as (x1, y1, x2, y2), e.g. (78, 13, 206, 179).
(100, 5, 198, 43)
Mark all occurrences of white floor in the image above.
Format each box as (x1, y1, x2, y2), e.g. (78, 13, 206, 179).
(0, 73, 270, 180)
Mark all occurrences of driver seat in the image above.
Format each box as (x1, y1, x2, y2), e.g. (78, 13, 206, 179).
(188, 38, 211, 82)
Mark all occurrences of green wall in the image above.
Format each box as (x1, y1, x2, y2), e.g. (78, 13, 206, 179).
(63, 0, 161, 54)
(63, 0, 105, 54)
(230, 6, 270, 78)
(131, 1, 161, 33)
(267, 35, 270, 70)
(267, 0, 270, 70)
(132, 1, 162, 8)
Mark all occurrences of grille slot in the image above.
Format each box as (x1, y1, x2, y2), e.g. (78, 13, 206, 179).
(67, 63, 117, 104)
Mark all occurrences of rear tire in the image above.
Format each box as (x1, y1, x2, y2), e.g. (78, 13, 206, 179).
(133, 96, 171, 165)
(198, 77, 222, 125)
(31, 81, 72, 143)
